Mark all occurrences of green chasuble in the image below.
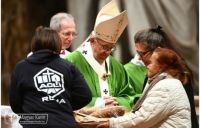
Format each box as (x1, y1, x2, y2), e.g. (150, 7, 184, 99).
(124, 62, 147, 95)
(65, 51, 137, 111)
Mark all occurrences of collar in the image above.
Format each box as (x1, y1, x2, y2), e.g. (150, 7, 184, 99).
(148, 72, 168, 84)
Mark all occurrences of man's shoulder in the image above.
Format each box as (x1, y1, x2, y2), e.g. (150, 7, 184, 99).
(124, 61, 134, 68)
(124, 61, 146, 70)
(109, 55, 121, 64)
(66, 51, 88, 67)
(66, 51, 83, 60)
(109, 56, 125, 69)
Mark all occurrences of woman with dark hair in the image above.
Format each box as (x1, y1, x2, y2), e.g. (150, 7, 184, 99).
(124, 25, 198, 127)
(124, 25, 172, 101)
(9, 26, 92, 128)
(97, 47, 191, 128)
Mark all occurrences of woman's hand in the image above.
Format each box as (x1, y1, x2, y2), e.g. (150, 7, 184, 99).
(96, 121, 109, 128)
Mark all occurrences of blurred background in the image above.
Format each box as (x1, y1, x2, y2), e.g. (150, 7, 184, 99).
(2, 0, 199, 105)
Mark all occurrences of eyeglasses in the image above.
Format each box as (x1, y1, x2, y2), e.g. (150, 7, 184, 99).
(95, 39, 116, 52)
(137, 50, 152, 57)
(60, 32, 78, 38)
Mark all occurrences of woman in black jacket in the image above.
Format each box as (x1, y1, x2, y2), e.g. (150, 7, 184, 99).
(9, 26, 92, 128)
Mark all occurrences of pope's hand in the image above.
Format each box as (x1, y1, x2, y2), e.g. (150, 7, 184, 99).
(103, 96, 118, 106)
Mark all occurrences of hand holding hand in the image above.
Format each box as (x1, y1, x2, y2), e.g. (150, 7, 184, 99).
(103, 96, 118, 106)
(96, 121, 109, 128)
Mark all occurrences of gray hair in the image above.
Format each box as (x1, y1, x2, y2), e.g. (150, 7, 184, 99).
(134, 26, 170, 50)
(49, 12, 74, 32)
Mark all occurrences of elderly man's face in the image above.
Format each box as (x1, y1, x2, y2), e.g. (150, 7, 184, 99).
(91, 37, 115, 64)
(58, 19, 77, 50)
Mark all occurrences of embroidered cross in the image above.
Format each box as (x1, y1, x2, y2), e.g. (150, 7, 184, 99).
(103, 89, 108, 94)
(102, 74, 108, 81)
(82, 50, 87, 54)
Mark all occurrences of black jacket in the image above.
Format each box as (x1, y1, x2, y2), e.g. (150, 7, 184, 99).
(184, 80, 199, 128)
(9, 49, 92, 128)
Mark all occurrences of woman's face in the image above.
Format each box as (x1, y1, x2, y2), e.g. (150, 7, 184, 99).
(147, 52, 161, 78)
(135, 42, 153, 66)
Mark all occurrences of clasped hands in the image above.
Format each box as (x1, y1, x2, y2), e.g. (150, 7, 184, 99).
(103, 96, 118, 106)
